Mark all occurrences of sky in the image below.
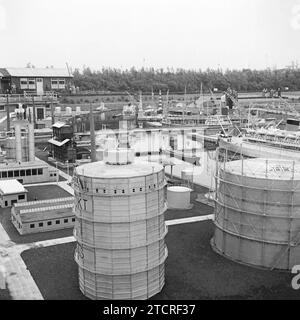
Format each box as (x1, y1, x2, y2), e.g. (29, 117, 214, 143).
(0, 0, 300, 71)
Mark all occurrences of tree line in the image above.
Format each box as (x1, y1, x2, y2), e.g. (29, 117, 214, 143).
(72, 67, 300, 93)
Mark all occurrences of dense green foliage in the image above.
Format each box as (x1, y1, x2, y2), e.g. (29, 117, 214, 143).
(72, 67, 300, 93)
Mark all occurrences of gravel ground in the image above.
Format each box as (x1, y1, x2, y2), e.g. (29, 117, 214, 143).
(21, 220, 300, 300)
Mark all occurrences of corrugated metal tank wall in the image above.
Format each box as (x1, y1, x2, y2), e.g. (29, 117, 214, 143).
(73, 159, 168, 300)
(212, 158, 300, 270)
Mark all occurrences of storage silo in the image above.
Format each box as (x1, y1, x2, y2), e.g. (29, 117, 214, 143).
(167, 186, 192, 210)
(212, 158, 300, 270)
(73, 148, 168, 300)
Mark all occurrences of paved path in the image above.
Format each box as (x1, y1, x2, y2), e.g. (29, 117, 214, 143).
(0, 224, 43, 300)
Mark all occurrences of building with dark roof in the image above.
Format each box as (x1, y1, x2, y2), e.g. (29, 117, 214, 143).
(48, 122, 76, 163)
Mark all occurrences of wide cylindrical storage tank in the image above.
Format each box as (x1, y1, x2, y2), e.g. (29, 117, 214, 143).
(73, 150, 168, 300)
(212, 158, 300, 271)
(167, 186, 192, 209)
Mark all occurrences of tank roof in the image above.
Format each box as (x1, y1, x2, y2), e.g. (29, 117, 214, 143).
(75, 160, 163, 179)
(223, 158, 300, 180)
(167, 186, 192, 192)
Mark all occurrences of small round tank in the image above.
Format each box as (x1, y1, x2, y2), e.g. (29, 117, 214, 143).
(167, 186, 192, 209)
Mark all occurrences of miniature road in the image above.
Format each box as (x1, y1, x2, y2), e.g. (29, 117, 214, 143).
(0, 159, 214, 300)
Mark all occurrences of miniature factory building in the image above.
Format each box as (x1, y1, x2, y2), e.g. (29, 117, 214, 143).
(0, 115, 58, 184)
(0, 161, 58, 184)
(0, 179, 27, 208)
(48, 122, 76, 163)
(11, 197, 75, 235)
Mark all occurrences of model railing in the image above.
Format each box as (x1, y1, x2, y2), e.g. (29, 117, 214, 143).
(0, 92, 58, 104)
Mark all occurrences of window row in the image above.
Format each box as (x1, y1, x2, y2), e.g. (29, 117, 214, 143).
(51, 79, 65, 89)
(84, 184, 160, 195)
(30, 217, 76, 229)
(20, 78, 37, 89)
(0, 168, 43, 178)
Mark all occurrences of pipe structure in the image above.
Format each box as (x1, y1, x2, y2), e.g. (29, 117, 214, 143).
(28, 122, 35, 162)
(15, 123, 22, 163)
(6, 95, 10, 132)
(51, 103, 55, 125)
(89, 104, 96, 162)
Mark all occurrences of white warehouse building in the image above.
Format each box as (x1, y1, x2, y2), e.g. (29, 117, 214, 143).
(0, 179, 27, 208)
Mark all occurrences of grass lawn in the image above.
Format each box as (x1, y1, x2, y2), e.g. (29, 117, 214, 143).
(26, 185, 72, 202)
(21, 220, 300, 300)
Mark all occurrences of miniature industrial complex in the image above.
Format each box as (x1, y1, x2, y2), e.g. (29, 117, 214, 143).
(1, 65, 300, 302)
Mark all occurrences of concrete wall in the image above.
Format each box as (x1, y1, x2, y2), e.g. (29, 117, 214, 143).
(12, 212, 75, 235)
(0, 192, 27, 208)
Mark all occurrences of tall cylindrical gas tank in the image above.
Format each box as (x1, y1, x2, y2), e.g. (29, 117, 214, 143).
(73, 150, 168, 300)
